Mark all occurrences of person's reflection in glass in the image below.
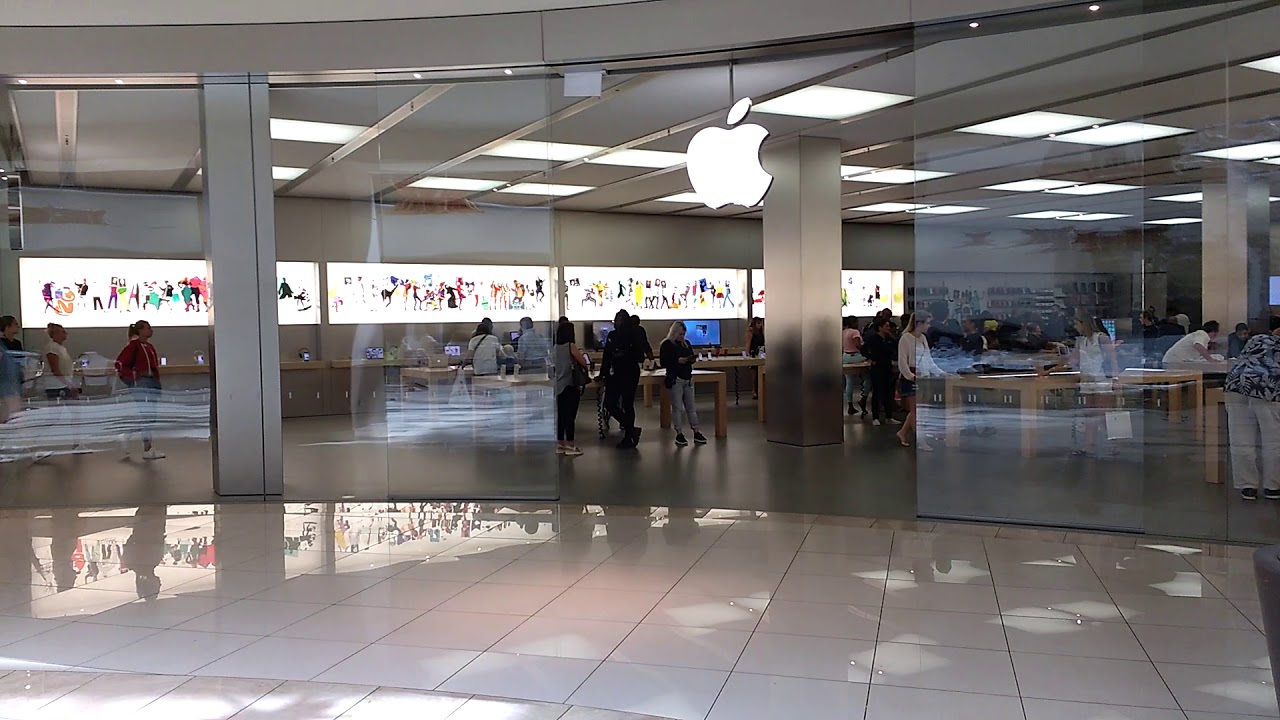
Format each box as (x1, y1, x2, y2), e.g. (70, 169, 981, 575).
(122, 505, 166, 599)
(49, 508, 83, 592)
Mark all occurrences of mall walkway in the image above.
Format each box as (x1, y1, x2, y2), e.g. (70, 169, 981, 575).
(0, 503, 1272, 719)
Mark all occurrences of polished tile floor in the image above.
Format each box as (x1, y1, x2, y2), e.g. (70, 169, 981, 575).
(0, 503, 1273, 719)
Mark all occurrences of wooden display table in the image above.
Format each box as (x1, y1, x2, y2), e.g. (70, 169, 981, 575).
(1117, 368, 1204, 439)
(943, 371, 1081, 458)
(756, 362, 869, 422)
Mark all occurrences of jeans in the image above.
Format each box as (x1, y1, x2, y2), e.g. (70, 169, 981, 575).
(869, 365, 894, 421)
(843, 353, 867, 404)
(604, 377, 638, 432)
(669, 377, 698, 432)
(556, 388, 581, 442)
(124, 377, 161, 445)
(1226, 393, 1280, 491)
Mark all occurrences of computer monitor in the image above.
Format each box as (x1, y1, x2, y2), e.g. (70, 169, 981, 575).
(508, 330, 522, 343)
(364, 347, 385, 360)
(595, 322, 615, 346)
(1271, 276, 1280, 304)
(686, 320, 721, 347)
(1100, 319, 1117, 340)
(443, 343, 462, 358)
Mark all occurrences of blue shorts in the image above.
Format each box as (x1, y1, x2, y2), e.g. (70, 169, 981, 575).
(898, 378, 918, 397)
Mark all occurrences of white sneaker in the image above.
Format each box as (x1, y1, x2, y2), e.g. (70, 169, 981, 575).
(872, 419, 882, 426)
(564, 447, 584, 457)
(889, 418, 903, 425)
(32, 451, 52, 462)
(142, 448, 166, 460)
(71, 444, 91, 454)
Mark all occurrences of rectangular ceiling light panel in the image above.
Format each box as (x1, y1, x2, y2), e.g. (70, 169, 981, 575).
(957, 111, 1105, 138)
(983, 179, 1081, 192)
(484, 140, 605, 162)
(1069, 213, 1130, 221)
(270, 118, 366, 144)
(408, 177, 504, 192)
(1010, 211, 1080, 219)
(1045, 183, 1139, 195)
(754, 86, 912, 120)
(910, 205, 985, 215)
(586, 149, 686, 168)
(655, 193, 703, 203)
(1196, 142, 1280, 161)
(850, 202, 925, 212)
(271, 166, 306, 181)
(1049, 122, 1190, 146)
(1243, 56, 1280, 74)
(1144, 217, 1201, 225)
(844, 168, 953, 184)
(497, 182, 595, 197)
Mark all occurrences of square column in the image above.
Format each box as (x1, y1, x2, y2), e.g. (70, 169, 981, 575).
(1202, 179, 1271, 329)
(762, 136, 843, 446)
(200, 79, 283, 495)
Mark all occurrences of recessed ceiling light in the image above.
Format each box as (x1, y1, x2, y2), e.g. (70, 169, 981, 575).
(983, 179, 1081, 192)
(1243, 56, 1280, 75)
(271, 166, 306, 181)
(754, 86, 912, 121)
(957, 111, 1105, 138)
(1070, 213, 1129, 221)
(1144, 217, 1202, 225)
(1049, 121, 1191, 146)
(655, 193, 703, 203)
(969, 21, 980, 28)
(1195, 142, 1280, 161)
(16, 79, 27, 85)
(270, 118, 365, 144)
(408, 176, 504, 192)
(496, 182, 594, 197)
(483, 139, 604, 162)
(586, 149, 686, 168)
(113, 79, 124, 85)
(504, 69, 514, 75)
(844, 168, 953, 184)
(1046, 183, 1139, 195)
(1010, 210, 1081, 219)
(413, 73, 423, 79)
(1153, 192, 1203, 202)
(1089, 4, 1100, 11)
(849, 202, 926, 212)
(910, 205, 985, 214)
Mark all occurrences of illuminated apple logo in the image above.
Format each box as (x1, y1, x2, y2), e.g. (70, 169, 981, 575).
(686, 98, 773, 210)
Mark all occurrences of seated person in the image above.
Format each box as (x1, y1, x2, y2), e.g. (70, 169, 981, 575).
(1228, 323, 1250, 359)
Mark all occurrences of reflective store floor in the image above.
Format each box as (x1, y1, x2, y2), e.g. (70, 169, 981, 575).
(0, 503, 1273, 720)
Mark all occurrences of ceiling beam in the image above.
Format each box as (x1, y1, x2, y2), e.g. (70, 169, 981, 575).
(0, 89, 27, 181)
(54, 89, 77, 186)
(171, 148, 202, 191)
(277, 83, 454, 196)
(374, 74, 654, 200)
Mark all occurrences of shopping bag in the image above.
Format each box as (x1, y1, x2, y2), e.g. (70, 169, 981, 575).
(1105, 410, 1133, 440)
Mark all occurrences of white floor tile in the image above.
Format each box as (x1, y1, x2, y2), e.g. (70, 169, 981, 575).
(1156, 662, 1279, 716)
(734, 631, 876, 682)
(1003, 616, 1146, 660)
(996, 586, 1125, 623)
(886, 558, 993, 585)
(1012, 652, 1179, 708)
(773, 573, 886, 605)
(133, 676, 281, 720)
(712, 528, 806, 554)
(870, 642, 1018, 696)
(568, 661, 729, 720)
(30, 673, 188, 719)
(518, 540, 619, 565)
(1235, 599, 1265, 632)
(537, 588, 665, 623)
(435, 582, 565, 615)
(223, 679, 375, 720)
(756, 600, 880, 640)
(607, 623, 750, 671)
(378, 609, 526, 651)
(0, 616, 63, 646)
(1113, 593, 1257, 630)
(337, 577, 472, 611)
(1099, 571, 1223, 599)
(988, 560, 1105, 591)
(439, 651, 600, 703)
(491, 616, 635, 660)
(387, 556, 512, 583)
(693, 547, 796, 573)
(573, 564, 688, 593)
(0, 587, 136, 620)
(248, 574, 382, 604)
(983, 539, 1081, 564)
(642, 593, 768, 632)
(882, 580, 999, 613)
(786, 552, 890, 578)
(1134, 624, 1269, 668)
(220, 549, 331, 574)
(193, 636, 367, 681)
(707, 672, 869, 720)
(1023, 698, 1190, 720)
(878, 608, 1007, 651)
(83, 628, 258, 674)
(80, 593, 232, 629)
(0, 670, 97, 717)
(447, 696, 572, 720)
(601, 544, 707, 569)
(478, 560, 600, 588)
(865, 685, 1024, 720)
(800, 528, 894, 556)
(163, 569, 289, 600)
(337, 686, 469, 720)
(272, 603, 422, 644)
(890, 533, 989, 561)
(0, 621, 157, 667)
(174, 598, 326, 635)
(671, 567, 784, 598)
(313, 643, 478, 691)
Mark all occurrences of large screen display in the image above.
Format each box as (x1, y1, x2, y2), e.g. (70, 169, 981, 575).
(326, 262, 552, 325)
(1272, 276, 1280, 305)
(20, 258, 321, 329)
(749, 269, 905, 317)
(563, 266, 746, 321)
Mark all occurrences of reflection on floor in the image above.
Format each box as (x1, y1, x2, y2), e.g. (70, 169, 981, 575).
(0, 503, 1273, 719)
(0, 385, 1276, 544)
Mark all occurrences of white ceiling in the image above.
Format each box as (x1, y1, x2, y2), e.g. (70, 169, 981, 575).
(4, 0, 1280, 231)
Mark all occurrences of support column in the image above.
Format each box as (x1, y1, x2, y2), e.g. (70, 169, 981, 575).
(200, 78, 283, 495)
(1202, 178, 1271, 329)
(762, 136, 843, 446)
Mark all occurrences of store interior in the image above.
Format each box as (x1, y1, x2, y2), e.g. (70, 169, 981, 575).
(2, 0, 1280, 544)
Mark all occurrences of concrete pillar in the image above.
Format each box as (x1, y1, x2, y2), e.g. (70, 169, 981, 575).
(762, 136, 843, 446)
(1202, 178, 1271, 329)
(200, 78, 283, 495)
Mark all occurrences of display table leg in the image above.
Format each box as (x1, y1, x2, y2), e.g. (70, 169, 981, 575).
(715, 377, 728, 437)
(1192, 378, 1204, 440)
(1020, 388, 1037, 459)
(659, 383, 672, 429)
(945, 383, 961, 448)
(643, 382, 654, 408)
(757, 370, 766, 423)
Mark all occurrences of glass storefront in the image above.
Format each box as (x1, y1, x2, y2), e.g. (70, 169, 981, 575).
(0, 0, 1276, 545)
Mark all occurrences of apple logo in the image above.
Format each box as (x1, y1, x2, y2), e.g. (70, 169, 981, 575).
(686, 98, 773, 210)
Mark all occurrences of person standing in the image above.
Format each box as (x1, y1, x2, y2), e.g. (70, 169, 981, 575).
(42, 323, 78, 401)
(842, 316, 867, 416)
(1042, 314, 1119, 456)
(0, 316, 26, 417)
(516, 316, 550, 375)
(600, 310, 644, 448)
(467, 319, 507, 377)
(1224, 315, 1280, 500)
(632, 314, 655, 365)
(862, 318, 897, 427)
(660, 321, 707, 447)
(552, 320, 588, 457)
(896, 312, 941, 448)
(746, 317, 765, 357)
(115, 320, 165, 460)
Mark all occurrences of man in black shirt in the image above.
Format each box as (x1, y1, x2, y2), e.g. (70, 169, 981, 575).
(600, 310, 645, 448)
(862, 318, 897, 426)
(961, 318, 985, 357)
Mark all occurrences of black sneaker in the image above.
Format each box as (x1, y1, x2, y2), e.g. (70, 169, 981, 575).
(693, 431, 708, 444)
(847, 403, 856, 416)
(1265, 489, 1280, 501)
(675, 433, 689, 447)
(1242, 488, 1259, 501)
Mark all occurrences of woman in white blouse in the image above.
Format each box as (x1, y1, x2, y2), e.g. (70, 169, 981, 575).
(897, 312, 941, 448)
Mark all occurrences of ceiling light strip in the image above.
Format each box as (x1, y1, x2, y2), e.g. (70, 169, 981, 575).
(54, 89, 78, 187)
(171, 148, 203, 192)
(277, 84, 453, 196)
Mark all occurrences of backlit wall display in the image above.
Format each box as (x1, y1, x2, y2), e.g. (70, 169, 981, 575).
(326, 262, 552, 325)
(20, 257, 211, 329)
(276, 261, 320, 326)
(563, 266, 746, 321)
(749, 269, 905, 317)
(20, 258, 323, 328)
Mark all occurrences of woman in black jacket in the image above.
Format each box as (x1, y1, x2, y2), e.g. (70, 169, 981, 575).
(660, 321, 706, 447)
